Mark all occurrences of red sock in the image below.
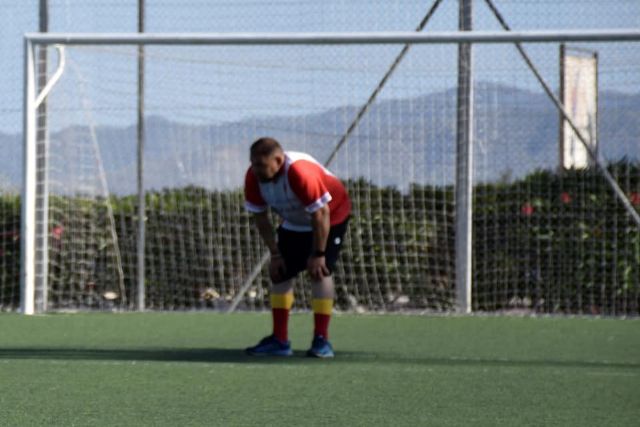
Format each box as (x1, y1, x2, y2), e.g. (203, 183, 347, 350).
(312, 298, 333, 338)
(272, 308, 290, 342)
(271, 293, 293, 343)
(314, 313, 331, 338)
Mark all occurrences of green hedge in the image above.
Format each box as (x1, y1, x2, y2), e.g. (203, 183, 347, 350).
(473, 161, 640, 314)
(1, 161, 638, 314)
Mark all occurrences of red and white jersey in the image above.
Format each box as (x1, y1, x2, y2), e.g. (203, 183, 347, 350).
(244, 151, 351, 231)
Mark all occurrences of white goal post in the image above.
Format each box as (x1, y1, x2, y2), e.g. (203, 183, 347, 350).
(21, 30, 640, 315)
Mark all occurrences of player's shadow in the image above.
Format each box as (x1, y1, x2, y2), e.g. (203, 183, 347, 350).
(0, 347, 638, 370)
(0, 347, 365, 364)
(0, 347, 287, 364)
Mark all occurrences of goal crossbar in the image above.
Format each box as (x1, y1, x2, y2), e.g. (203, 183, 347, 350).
(25, 29, 640, 46)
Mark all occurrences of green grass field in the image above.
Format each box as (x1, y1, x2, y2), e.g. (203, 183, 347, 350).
(0, 313, 638, 426)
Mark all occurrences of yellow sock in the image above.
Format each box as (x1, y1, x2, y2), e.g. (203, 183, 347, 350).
(271, 292, 294, 310)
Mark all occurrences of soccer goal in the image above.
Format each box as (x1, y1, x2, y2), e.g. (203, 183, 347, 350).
(20, 30, 640, 315)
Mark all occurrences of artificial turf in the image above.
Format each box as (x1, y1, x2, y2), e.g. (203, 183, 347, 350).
(0, 312, 638, 426)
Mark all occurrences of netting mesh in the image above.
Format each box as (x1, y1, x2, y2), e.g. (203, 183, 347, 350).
(34, 42, 459, 312)
(2, 0, 640, 313)
(0, 1, 35, 310)
(23, 38, 640, 315)
(471, 42, 640, 314)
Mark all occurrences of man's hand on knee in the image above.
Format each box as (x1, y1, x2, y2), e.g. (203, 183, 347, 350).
(307, 255, 330, 281)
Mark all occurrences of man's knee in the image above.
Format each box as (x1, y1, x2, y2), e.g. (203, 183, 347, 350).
(311, 275, 334, 299)
(271, 279, 294, 295)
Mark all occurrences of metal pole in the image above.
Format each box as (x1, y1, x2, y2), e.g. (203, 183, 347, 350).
(593, 50, 599, 165)
(559, 43, 565, 171)
(21, 39, 37, 315)
(25, 29, 640, 46)
(455, 0, 473, 313)
(137, 0, 146, 310)
(35, 0, 49, 313)
(324, 0, 444, 166)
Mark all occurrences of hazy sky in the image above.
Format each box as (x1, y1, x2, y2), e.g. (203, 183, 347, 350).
(1, 0, 639, 134)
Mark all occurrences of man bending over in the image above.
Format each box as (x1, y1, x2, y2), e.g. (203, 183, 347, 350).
(244, 137, 351, 358)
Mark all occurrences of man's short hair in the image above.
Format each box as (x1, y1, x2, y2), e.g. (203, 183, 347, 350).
(250, 137, 282, 158)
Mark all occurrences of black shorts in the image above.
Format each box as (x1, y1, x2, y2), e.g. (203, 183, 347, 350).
(276, 218, 349, 282)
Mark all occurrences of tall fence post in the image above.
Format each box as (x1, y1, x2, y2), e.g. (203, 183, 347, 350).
(455, 0, 474, 313)
(35, 0, 50, 313)
(136, 0, 146, 311)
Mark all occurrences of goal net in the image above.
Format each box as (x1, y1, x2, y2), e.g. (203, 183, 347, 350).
(19, 32, 640, 315)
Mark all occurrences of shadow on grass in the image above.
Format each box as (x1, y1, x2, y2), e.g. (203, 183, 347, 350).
(0, 347, 638, 370)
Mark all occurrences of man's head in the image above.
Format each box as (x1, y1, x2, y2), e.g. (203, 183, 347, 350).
(250, 137, 285, 182)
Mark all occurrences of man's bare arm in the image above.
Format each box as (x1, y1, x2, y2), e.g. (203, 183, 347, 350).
(308, 204, 331, 280)
(310, 204, 330, 254)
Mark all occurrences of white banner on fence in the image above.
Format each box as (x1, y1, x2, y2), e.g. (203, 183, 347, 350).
(560, 46, 598, 170)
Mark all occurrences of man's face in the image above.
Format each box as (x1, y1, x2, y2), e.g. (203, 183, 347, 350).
(251, 152, 284, 182)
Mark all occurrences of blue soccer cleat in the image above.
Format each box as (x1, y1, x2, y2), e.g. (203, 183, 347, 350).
(306, 335, 334, 358)
(245, 335, 293, 357)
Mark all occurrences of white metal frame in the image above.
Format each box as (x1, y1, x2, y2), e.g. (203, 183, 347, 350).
(23, 29, 640, 45)
(21, 42, 65, 315)
(21, 29, 640, 314)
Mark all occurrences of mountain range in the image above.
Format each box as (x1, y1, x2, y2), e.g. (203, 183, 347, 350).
(0, 83, 638, 195)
